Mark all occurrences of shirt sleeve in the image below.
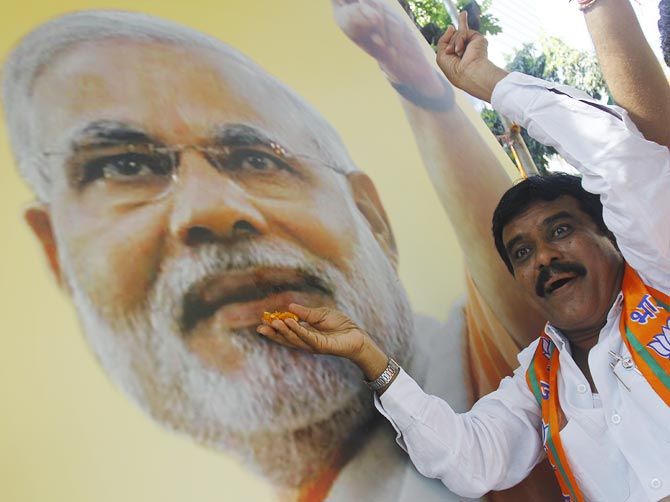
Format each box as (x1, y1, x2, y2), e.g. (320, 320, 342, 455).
(491, 72, 670, 293)
(374, 340, 545, 498)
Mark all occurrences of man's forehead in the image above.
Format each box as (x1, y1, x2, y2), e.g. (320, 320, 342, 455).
(30, 39, 327, 150)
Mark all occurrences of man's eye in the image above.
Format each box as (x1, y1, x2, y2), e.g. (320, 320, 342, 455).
(84, 153, 172, 182)
(514, 247, 530, 261)
(553, 224, 570, 238)
(227, 150, 289, 172)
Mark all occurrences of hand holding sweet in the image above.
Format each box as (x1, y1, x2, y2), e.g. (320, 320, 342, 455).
(257, 303, 389, 381)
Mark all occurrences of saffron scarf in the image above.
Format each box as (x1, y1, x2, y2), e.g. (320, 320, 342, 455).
(525, 264, 670, 502)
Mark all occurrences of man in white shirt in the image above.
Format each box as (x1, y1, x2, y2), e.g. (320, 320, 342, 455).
(257, 12, 670, 502)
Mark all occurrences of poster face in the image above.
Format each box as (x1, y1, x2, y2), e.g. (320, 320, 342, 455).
(1, 1, 549, 501)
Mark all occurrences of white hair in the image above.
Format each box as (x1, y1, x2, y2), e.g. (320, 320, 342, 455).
(2, 9, 358, 202)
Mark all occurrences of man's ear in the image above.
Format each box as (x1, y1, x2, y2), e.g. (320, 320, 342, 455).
(346, 172, 398, 268)
(24, 203, 64, 288)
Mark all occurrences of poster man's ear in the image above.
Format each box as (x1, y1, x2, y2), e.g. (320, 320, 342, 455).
(24, 203, 64, 288)
(346, 172, 398, 268)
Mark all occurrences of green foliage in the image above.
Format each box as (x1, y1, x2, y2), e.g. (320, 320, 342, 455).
(480, 107, 504, 136)
(405, 0, 502, 47)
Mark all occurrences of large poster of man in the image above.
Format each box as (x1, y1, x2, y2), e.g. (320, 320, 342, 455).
(0, 0, 557, 500)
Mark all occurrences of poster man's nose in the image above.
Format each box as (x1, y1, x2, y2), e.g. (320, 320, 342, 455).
(169, 152, 269, 245)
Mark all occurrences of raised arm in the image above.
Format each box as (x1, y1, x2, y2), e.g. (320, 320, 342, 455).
(437, 15, 670, 292)
(582, 0, 670, 148)
(332, 0, 546, 349)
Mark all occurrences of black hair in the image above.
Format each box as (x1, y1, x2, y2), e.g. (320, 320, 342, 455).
(492, 173, 609, 274)
(661, 0, 670, 67)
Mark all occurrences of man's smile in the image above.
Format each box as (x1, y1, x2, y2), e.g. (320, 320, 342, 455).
(542, 273, 580, 297)
(535, 261, 588, 298)
(181, 267, 332, 332)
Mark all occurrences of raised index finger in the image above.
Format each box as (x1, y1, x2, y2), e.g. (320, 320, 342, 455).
(457, 10, 469, 32)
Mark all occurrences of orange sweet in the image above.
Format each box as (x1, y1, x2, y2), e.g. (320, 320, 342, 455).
(262, 311, 299, 323)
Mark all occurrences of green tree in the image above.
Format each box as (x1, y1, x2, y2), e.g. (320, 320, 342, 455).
(482, 37, 611, 171)
(402, 0, 502, 46)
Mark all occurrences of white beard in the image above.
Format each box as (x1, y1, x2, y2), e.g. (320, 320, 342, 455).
(59, 220, 414, 487)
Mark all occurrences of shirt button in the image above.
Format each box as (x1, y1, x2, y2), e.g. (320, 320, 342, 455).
(650, 478, 662, 489)
(577, 384, 587, 393)
(611, 413, 621, 424)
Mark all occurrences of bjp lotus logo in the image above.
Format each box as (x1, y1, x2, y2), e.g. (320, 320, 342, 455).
(541, 336, 553, 359)
(647, 319, 670, 359)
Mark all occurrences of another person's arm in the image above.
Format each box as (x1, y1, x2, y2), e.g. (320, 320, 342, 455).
(437, 16, 670, 291)
(582, 0, 670, 148)
(332, 0, 546, 349)
(257, 304, 545, 498)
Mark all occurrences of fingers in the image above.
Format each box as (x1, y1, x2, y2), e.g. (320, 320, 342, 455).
(285, 318, 324, 350)
(458, 10, 469, 31)
(437, 25, 456, 54)
(455, 11, 469, 57)
(256, 324, 302, 350)
(289, 303, 329, 325)
(270, 320, 315, 352)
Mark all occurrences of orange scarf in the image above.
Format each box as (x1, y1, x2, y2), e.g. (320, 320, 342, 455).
(526, 264, 670, 502)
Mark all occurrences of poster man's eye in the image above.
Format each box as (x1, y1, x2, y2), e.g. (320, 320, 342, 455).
(84, 153, 172, 183)
(226, 149, 291, 172)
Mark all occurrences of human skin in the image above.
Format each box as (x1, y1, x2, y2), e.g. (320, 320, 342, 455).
(258, 15, 623, 500)
(502, 197, 623, 350)
(333, 0, 546, 351)
(582, 0, 670, 149)
(26, 39, 396, 369)
(21, 37, 417, 500)
(329, 3, 559, 499)
(261, 11, 625, 391)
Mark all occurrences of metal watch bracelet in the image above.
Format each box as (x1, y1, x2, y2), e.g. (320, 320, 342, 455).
(365, 358, 400, 392)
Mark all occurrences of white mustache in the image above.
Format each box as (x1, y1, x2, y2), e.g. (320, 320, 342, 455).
(149, 238, 342, 332)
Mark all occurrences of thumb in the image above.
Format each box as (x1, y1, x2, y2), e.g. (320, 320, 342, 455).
(289, 303, 327, 324)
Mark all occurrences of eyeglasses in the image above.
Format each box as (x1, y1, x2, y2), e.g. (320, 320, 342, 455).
(39, 142, 348, 206)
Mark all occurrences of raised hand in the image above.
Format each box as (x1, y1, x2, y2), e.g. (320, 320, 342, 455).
(257, 303, 389, 380)
(436, 11, 508, 102)
(332, 0, 444, 96)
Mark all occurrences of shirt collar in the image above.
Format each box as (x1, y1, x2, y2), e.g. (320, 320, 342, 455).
(544, 291, 624, 351)
(543, 323, 570, 353)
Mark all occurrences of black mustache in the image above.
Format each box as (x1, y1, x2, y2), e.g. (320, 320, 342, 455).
(535, 261, 587, 298)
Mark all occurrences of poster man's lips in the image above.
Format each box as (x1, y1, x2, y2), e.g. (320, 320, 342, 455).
(181, 268, 330, 332)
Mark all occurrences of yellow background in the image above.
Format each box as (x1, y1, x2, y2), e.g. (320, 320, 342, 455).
(0, 1, 503, 500)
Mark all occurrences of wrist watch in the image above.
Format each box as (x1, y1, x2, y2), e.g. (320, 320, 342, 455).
(365, 358, 400, 392)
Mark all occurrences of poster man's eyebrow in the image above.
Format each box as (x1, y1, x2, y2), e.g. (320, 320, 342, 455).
(69, 120, 159, 149)
(210, 123, 288, 153)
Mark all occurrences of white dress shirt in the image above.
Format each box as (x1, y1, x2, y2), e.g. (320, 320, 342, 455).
(375, 73, 670, 502)
(329, 308, 481, 501)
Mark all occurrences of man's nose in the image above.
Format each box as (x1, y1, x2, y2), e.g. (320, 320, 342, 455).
(168, 151, 269, 245)
(535, 241, 563, 270)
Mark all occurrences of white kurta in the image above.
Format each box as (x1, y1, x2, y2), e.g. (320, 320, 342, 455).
(375, 73, 670, 502)
(328, 307, 482, 501)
